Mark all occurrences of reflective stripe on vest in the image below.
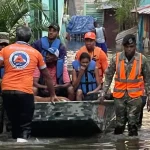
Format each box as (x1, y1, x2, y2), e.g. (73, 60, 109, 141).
(113, 52, 143, 98)
(72, 60, 97, 94)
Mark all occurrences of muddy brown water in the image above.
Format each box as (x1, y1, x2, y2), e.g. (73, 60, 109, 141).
(0, 108, 150, 150)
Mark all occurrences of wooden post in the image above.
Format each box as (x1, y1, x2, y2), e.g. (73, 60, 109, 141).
(134, 0, 138, 25)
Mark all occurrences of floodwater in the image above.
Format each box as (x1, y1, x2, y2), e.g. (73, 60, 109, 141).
(0, 107, 150, 150)
(66, 40, 84, 51)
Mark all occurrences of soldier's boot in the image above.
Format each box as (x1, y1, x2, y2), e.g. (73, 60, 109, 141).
(128, 125, 138, 136)
(114, 125, 125, 135)
(6, 122, 12, 132)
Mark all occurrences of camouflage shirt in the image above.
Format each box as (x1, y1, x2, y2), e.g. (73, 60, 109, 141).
(103, 51, 150, 97)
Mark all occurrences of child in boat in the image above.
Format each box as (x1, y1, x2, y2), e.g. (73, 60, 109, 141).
(72, 52, 101, 101)
(33, 47, 74, 101)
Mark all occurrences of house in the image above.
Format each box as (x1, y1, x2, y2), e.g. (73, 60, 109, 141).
(132, 4, 150, 53)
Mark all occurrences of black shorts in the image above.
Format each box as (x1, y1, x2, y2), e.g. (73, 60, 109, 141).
(83, 93, 99, 101)
(55, 87, 68, 97)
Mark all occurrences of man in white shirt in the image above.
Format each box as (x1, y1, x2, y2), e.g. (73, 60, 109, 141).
(94, 22, 107, 54)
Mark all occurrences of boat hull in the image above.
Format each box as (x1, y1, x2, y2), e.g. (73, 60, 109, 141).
(32, 100, 115, 136)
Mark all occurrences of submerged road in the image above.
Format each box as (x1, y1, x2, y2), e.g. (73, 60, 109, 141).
(0, 107, 150, 150)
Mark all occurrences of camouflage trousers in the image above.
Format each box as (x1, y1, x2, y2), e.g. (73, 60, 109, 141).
(114, 94, 142, 128)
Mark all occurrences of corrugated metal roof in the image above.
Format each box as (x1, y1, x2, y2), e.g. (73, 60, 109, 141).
(95, 1, 120, 9)
(131, 4, 150, 14)
(115, 26, 137, 45)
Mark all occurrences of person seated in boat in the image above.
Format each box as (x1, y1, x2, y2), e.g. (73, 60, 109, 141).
(75, 32, 108, 87)
(33, 47, 75, 101)
(72, 52, 101, 101)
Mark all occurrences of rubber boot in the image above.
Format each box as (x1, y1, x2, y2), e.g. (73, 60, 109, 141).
(6, 122, 12, 132)
(128, 125, 138, 136)
(114, 125, 125, 135)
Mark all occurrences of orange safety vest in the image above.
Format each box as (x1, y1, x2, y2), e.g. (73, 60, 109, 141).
(113, 52, 143, 98)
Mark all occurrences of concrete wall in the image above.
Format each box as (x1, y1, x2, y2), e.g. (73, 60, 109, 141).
(74, 0, 84, 15)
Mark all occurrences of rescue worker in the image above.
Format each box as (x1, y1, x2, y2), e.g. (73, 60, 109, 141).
(32, 22, 67, 61)
(100, 34, 150, 136)
(0, 32, 10, 133)
(72, 52, 101, 101)
(33, 47, 74, 101)
(94, 22, 107, 54)
(0, 26, 58, 142)
(75, 32, 108, 85)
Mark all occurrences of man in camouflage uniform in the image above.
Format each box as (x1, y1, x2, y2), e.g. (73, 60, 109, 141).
(0, 32, 10, 133)
(100, 34, 150, 136)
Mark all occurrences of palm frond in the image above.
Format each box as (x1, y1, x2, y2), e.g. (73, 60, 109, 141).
(0, 0, 57, 42)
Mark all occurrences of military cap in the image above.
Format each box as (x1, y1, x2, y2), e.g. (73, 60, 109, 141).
(0, 32, 9, 44)
(122, 34, 136, 46)
(48, 23, 60, 32)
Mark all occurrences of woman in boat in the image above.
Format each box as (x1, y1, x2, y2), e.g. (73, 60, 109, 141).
(72, 52, 101, 101)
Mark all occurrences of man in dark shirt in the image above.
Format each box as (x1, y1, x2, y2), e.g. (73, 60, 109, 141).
(32, 23, 67, 60)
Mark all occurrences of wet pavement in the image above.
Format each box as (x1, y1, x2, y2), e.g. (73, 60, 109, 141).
(1, 41, 150, 149)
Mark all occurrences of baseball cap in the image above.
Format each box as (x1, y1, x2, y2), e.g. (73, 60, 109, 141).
(47, 47, 59, 57)
(48, 23, 60, 31)
(122, 34, 136, 46)
(0, 32, 9, 44)
(84, 32, 96, 40)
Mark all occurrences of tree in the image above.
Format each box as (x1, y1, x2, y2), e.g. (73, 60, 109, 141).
(111, 0, 141, 31)
(0, 0, 54, 42)
(95, 0, 141, 31)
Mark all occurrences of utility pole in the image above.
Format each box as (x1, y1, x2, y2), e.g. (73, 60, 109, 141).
(134, 0, 138, 25)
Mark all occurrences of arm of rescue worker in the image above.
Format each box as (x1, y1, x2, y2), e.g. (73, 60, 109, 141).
(141, 55, 150, 111)
(99, 50, 108, 80)
(87, 67, 101, 94)
(72, 66, 85, 90)
(102, 55, 116, 94)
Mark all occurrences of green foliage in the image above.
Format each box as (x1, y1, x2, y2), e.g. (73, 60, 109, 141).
(95, 0, 141, 31)
(0, 0, 55, 43)
(109, 0, 140, 30)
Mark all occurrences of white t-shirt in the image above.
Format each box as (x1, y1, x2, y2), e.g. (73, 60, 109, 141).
(95, 27, 105, 43)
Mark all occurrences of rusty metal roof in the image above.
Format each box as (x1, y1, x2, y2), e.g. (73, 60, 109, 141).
(131, 5, 150, 14)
